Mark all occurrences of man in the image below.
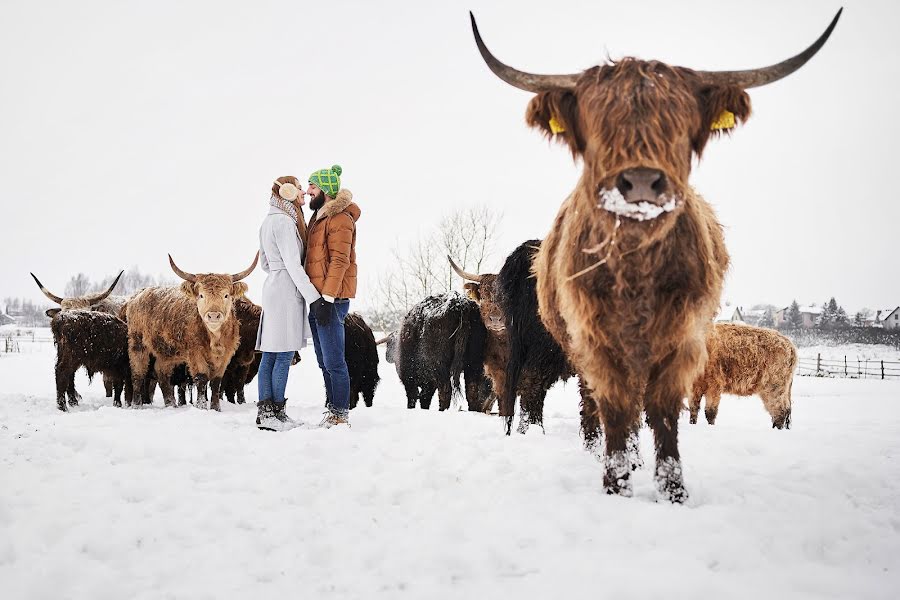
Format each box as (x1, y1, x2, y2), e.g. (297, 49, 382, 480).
(305, 164, 361, 427)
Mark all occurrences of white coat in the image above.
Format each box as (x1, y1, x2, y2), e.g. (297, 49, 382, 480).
(255, 206, 321, 352)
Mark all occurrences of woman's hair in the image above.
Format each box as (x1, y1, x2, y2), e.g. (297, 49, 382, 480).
(272, 175, 308, 254)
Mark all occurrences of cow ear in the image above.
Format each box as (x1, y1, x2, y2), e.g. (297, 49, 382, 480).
(526, 89, 585, 157)
(463, 282, 481, 301)
(46, 308, 61, 318)
(693, 84, 752, 156)
(231, 282, 248, 299)
(180, 281, 198, 299)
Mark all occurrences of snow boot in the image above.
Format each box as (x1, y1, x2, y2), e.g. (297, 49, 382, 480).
(257, 399, 279, 431)
(273, 399, 300, 430)
(317, 410, 350, 429)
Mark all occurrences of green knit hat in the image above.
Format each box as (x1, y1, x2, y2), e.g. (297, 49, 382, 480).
(309, 164, 342, 198)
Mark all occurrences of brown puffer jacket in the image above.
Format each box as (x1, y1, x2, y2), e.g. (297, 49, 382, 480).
(305, 189, 360, 299)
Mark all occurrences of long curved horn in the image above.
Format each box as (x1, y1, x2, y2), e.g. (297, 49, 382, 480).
(375, 335, 391, 345)
(232, 252, 259, 282)
(696, 8, 842, 89)
(168, 254, 196, 283)
(30, 273, 64, 304)
(84, 270, 124, 304)
(470, 12, 579, 92)
(448, 255, 484, 282)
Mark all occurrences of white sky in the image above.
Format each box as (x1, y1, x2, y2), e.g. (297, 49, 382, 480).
(1, 0, 896, 314)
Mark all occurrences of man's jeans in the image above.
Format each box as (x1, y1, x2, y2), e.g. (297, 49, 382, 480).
(308, 299, 351, 416)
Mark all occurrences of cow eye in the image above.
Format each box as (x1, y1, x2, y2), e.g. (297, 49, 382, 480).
(225, 294, 230, 299)
(199, 293, 204, 299)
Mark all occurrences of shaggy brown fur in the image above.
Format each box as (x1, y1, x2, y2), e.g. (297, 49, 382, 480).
(689, 323, 797, 429)
(125, 258, 254, 411)
(528, 61, 739, 502)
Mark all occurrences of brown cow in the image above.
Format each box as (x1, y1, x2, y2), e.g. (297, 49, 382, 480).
(470, 10, 840, 502)
(689, 323, 797, 428)
(125, 254, 257, 411)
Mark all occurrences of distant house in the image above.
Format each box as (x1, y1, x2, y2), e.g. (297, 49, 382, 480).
(876, 307, 900, 330)
(715, 304, 745, 324)
(0, 312, 14, 327)
(774, 304, 822, 329)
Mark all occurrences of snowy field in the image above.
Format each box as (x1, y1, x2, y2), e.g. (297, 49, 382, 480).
(2, 339, 899, 599)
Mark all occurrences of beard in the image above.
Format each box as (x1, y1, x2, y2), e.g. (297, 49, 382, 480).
(310, 190, 326, 211)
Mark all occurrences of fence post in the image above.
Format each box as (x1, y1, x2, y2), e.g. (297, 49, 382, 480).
(844, 356, 848, 377)
(883, 361, 885, 380)
(817, 353, 821, 374)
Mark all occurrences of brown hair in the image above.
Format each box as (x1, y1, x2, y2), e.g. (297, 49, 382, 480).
(272, 175, 308, 253)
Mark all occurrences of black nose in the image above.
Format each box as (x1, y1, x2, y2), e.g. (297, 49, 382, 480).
(616, 168, 669, 204)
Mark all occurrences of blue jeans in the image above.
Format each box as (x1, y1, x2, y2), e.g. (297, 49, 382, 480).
(308, 299, 350, 415)
(257, 351, 294, 404)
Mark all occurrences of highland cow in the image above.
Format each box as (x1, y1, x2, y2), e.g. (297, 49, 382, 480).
(125, 254, 257, 410)
(382, 293, 487, 411)
(689, 323, 797, 428)
(345, 312, 381, 409)
(470, 10, 839, 501)
(221, 297, 262, 405)
(32, 270, 128, 409)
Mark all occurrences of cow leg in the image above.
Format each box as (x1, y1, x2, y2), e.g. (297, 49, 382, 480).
(688, 391, 702, 424)
(403, 381, 418, 409)
(103, 373, 114, 398)
(704, 389, 721, 425)
(154, 363, 178, 408)
(236, 386, 246, 405)
(195, 375, 209, 410)
(349, 383, 359, 410)
(177, 382, 187, 406)
(437, 380, 452, 411)
(762, 389, 792, 430)
(419, 382, 436, 410)
(236, 364, 249, 404)
(124, 377, 134, 407)
(55, 359, 75, 412)
(516, 395, 530, 434)
(66, 374, 81, 406)
(128, 334, 150, 408)
(363, 388, 374, 408)
(112, 376, 124, 408)
(209, 377, 222, 412)
(644, 356, 694, 504)
(578, 379, 603, 458)
(598, 397, 643, 498)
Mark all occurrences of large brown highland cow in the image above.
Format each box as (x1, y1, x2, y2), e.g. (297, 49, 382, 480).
(690, 323, 797, 429)
(125, 254, 257, 411)
(470, 10, 840, 502)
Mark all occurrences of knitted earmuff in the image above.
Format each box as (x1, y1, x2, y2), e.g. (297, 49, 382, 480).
(274, 180, 300, 201)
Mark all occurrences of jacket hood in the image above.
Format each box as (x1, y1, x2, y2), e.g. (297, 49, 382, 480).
(316, 189, 360, 222)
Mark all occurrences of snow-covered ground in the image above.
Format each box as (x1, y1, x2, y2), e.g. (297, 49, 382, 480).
(2, 340, 899, 599)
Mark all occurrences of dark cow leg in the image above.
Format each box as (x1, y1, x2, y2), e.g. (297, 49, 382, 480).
(103, 373, 114, 398)
(599, 396, 643, 498)
(112, 376, 124, 408)
(55, 359, 75, 412)
(144, 379, 157, 405)
(626, 424, 644, 471)
(578, 379, 603, 458)
(195, 375, 209, 410)
(123, 377, 134, 407)
(437, 380, 452, 411)
(363, 389, 374, 407)
(419, 382, 436, 410)
(66, 374, 81, 406)
(403, 382, 418, 409)
(209, 376, 222, 412)
(236, 386, 245, 405)
(349, 384, 360, 410)
(644, 370, 690, 504)
(703, 389, 721, 425)
(177, 383, 187, 406)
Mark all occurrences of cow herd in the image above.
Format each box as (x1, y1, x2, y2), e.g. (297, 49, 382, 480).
(29, 9, 840, 503)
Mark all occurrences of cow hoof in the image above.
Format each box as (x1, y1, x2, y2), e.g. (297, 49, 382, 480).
(603, 451, 634, 497)
(114, 400, 122, 408)
(57, 401, 68, 412)
(655, 457, 688, 504)
(67, 398, 78, 407)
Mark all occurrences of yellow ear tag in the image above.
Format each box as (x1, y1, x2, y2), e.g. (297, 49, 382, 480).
(549, 116, 566, 134)
(710, 110, 735, 131)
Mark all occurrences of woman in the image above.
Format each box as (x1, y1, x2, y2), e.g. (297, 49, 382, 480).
(255, 176, 322, 431)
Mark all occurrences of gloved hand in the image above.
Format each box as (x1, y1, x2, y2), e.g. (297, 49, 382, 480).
(311, 298, 333, 325)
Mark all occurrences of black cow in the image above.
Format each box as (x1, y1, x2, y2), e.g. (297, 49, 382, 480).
(383, 293, 486, 411)
(345, 313, 381, 409)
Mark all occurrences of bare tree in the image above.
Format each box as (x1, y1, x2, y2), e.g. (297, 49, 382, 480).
(367, 204, 502, 332)
(64, 273, 92, 297)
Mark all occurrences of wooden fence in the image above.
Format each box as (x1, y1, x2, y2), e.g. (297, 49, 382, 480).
(797, 355, 900, 379)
